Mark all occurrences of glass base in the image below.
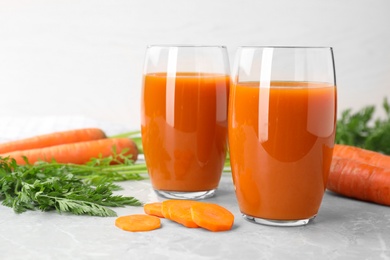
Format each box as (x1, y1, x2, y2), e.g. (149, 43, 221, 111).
(242, 213, 316, 227)
(154, 189, 216, 200)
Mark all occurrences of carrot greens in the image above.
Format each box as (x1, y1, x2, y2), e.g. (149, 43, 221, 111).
(0, 153, 145, 217)
(335, 97, 390, 155)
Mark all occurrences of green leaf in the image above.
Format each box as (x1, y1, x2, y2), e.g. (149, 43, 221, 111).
(0, 156, 143, 217)
(335, 97, 390, 155)
(364, 122, 390, 155)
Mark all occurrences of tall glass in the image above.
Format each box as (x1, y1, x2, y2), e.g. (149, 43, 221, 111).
(141, 45, 230, 200)
(229, 46, 337, 226)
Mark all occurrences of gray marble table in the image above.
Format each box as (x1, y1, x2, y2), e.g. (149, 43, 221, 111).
(1, 175, 389, 260)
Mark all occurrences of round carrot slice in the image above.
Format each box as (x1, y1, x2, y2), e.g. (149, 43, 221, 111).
(115, 214, 161, 232)
(144, 202, 164, 218)
(190, 202, 234, 232)
(161, 200, 177, 219)
(168, 200, 199, 228)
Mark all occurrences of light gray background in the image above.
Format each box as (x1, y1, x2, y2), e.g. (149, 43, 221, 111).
(0, 0, 389, 130)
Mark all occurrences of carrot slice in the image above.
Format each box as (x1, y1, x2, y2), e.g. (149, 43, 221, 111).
(115, 214, 161, 232)
(144, 202, 164, 218)
(191, 202, 234, 232)
(161, 200, 178, 219)
(167, 200, 199, 228)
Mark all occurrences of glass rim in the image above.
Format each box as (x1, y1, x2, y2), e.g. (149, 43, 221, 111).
(238, 45, 333, 50)
(147, 44, 227, 49)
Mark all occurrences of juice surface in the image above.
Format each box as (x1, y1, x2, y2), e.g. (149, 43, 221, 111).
(229, 81, 337, 220)
(141, 72, 229, 192)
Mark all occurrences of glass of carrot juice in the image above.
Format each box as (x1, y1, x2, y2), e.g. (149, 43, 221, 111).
(228, 46, 337, 226)
(141, 45, 230, 199)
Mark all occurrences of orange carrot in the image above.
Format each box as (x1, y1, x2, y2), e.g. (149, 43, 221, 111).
(164, 200, 199, 228)
(0, 128, 106, 154)
(190, 202, 234, 232)
(327, 156, 390, 206)
(115, 214, 161, 232)
(144, 202, 164, 218)
(0, 138, 138, 165)
(129, 200, 235, 232)
(333, 144, 390, 169)
(161, 200, 177, 219)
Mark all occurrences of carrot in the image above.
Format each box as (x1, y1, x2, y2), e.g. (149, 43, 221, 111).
(115, 214, 161, 232)
(0, 128, 106, 154)
(164, 200, 199, 228)
(130, 200, 234, 232)
(333, 144, 390, 169)
(161, 200, 177, 219)
(327, 156, 390, 206)
(0, 138, 138, 165)
(190, 202, 234, 232)
(144, 202, 164, 218)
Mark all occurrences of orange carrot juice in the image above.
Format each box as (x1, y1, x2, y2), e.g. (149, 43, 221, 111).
(229, 81, 337, 220)
(141, 72, 229, 192)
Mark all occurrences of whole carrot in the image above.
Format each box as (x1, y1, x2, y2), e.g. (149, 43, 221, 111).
(0, 128, 106, 154)
(0, 138, 138, 165)
(333, 144, 390, 169)
(327, 156, 390, 206)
